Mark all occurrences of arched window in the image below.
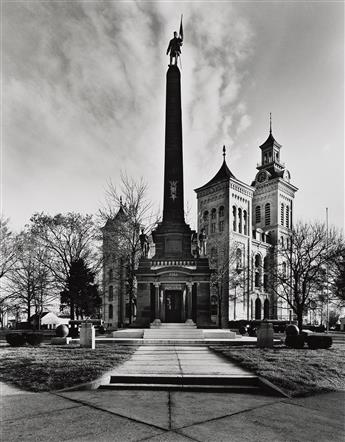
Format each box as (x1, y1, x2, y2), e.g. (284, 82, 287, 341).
(204, 224, 209, 235)
(255, 254, 262, 288)
(219, 206, 224, 217)
(203, 211, 209, 221)
(232, 206, 237, 231)
(108, 268, 113, 282)
(219, 220, 224, 232)
(282, 262, 287, 280)
(286, 205, 290, 228)
(243, 210, 247, 235)
(263, 256, 269, 271)
(265, 203, 271, 226)
(250, 299, 254, 319)
(281, 236, 284, 247)
(109, 304, 113, 319)
(236, 248, 242, 270)
(211, 208, 216, 220)
(255, 298, 262, 320)
(238, 208, 242, 233)
(109, 285, 113, 302)
(264, 299, 270, 319)
(255, 206, 261, 223)
(281, 204, 284, 226)
(211, 223, 216, 233)
(263, 274, 268, 290)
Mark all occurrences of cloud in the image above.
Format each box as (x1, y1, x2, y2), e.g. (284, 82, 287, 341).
(3, 2, 254, 229)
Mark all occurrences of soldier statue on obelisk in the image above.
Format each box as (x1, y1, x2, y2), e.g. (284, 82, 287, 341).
(166, 16, 183, 66)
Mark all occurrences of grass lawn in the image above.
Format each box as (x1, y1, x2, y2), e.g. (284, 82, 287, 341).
(0, 343, 137, 392)
(211, 344, 345, 397)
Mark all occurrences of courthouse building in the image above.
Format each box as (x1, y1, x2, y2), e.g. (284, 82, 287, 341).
(102, 55, 298, 329)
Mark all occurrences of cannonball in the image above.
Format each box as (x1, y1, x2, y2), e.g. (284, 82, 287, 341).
(56, 324, 69, 338)
(285, 324, 299, 336)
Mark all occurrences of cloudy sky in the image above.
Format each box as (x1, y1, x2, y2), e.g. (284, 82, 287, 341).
(2, 1, 344, 231)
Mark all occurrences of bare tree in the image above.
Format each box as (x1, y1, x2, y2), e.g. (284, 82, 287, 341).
(29, 212, 101, 292)
(5, 230, 56, 324)
(271, 221, 343, 332)
(0, 216, 17, 279)
(99, 174, 158, 323)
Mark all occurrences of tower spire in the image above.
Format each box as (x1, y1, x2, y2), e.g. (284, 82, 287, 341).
(222, 145, 226, 161)
(269, 112, 272, 135)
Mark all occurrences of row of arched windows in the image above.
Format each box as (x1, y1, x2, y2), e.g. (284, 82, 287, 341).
(203, 206, 225, 235)
(255, 204, 271, 226)
(232, 206, 249, 235)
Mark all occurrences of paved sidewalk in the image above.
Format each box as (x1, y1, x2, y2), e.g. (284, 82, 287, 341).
(1, 382, 344, 441)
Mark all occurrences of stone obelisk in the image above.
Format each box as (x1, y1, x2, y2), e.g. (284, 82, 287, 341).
(152, 64, 193, 259)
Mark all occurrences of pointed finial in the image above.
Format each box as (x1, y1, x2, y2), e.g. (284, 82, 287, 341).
(223, 145, 226, 160)
(120, 196, 123, 207)
(269, 112, 272, 135)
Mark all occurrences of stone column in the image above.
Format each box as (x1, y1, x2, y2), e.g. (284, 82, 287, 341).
(186, 283, 194, 324)
(153, 283, 161, 326)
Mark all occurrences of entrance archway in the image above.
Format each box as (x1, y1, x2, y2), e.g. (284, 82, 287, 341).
(264, 298, 270, 319)
(165, 290, 183, 322)
(255, 298, 262, 320)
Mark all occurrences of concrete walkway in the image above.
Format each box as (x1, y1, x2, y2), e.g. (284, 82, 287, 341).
(108, 345, 254, 376)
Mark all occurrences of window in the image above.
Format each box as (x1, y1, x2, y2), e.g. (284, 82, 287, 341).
(204, 224, 209, 235)
(211, 223, 216, 233)
(281, 236, 284, 247)
(255, 298, 262, 320)
(203, 211, 209, 221)
(219, 220, 224, 232)
(109, 285, 113, 302)
(281, 204, 284, 226)
(265, 203, 271, 226)
(243, 210, 247, 235)
(264, 299, 270, 319)
(233, 206, 237, 231)
(282, 262, 287, 280)
(211, 208, 216, 220)
(219, 206, 224, 217)
(108, 268, 113, 282)
(236, 248, 242, 270)
(263, 274, 268, 290)
(109, 304, 113, 319)
(238, 208, 242, 234)
(286, 205, 290, 229)
(255, 206, 261, 223)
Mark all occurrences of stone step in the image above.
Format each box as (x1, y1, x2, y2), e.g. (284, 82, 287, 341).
(150, 323, 197, 328)
(99, 383, 263, 393)
(144, 332, 204, 339)
(108, 374, 258, 386)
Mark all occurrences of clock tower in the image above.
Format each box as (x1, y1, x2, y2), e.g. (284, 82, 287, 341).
(252, 116, 298, 246)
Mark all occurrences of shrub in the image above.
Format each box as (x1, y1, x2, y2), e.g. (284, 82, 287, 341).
(6, 333, 27, 347)
(248, 326, 257, 337)
(306, 335, 332, 350)
(285, 335, 305, 349)
(25, 333, 44, 347)
(285, 324, 299, 336)
(98, 326, 106, 335)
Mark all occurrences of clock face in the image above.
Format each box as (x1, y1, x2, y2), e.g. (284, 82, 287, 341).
(283, 170, 291, 181)
(257, 172, 266, 183)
